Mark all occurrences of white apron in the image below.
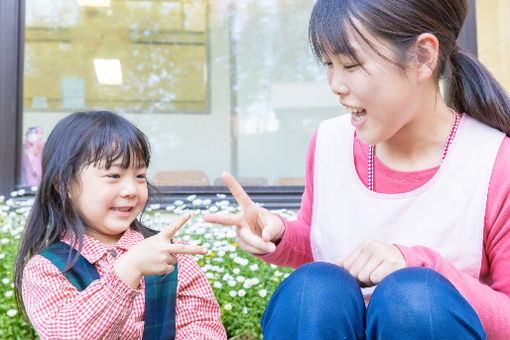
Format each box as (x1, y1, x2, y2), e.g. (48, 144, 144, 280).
(310, 114, 504, 296)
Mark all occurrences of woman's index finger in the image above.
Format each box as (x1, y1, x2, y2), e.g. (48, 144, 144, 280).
(222, 172, 254, 208)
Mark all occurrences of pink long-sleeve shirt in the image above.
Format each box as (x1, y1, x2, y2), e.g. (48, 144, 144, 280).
(259, 131, 510, 339)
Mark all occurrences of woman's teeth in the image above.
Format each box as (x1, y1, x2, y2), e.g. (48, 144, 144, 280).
(346, 106, 365, 121)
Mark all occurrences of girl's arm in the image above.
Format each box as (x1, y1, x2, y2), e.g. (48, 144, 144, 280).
(397, 137, 510, 340)
(256, 131, 318, 268)
(173, 243, 226, 339)
(22, 255, 140, 340)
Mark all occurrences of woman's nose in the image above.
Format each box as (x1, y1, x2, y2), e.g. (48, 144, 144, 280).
(329, 70, 349, 96)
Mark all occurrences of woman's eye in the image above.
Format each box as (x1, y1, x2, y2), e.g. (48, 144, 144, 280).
(344, 64, 359, 70)
(322, 61, 333, 67)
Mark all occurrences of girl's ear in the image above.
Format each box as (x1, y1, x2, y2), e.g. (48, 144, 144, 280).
(413, 33, 440, 81)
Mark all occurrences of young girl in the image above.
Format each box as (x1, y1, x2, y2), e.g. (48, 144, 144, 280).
(205, 0, 510, 339)
(14, 111, 227, 339)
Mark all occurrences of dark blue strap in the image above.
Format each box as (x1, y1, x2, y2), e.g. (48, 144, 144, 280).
(39, 242, 100, 291)
(143, 267, 178, 340)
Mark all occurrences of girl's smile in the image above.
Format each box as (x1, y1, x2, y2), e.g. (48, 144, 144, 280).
(70, 160, 148, 245)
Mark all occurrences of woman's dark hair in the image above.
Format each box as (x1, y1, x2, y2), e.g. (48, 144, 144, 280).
(14, 110, 155, 318)
(309, 0, 510, 135)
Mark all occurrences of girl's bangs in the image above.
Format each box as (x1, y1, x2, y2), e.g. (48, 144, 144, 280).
(84, 122, 151, 170)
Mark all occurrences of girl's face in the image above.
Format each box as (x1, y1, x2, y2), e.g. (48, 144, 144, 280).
(324, 33, 421, 146)
(69, 158, 148, 245)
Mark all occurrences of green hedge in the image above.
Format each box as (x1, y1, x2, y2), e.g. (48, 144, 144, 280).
(0, 192, 295, 339)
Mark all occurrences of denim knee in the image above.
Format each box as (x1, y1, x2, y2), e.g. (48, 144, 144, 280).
(367, 267, 485, 340)
(261, 262, 365, 340)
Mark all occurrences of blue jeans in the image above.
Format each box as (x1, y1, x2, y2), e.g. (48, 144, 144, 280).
(261, 262, 486, 339)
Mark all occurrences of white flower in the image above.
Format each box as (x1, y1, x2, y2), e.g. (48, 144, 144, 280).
(1, 238, 9, 245)
(203, 199, 212, 206)
(30, 186, 38, 192)
(213, 281, 223, 289)
(4, 291, 13, 298)
(284, 273, 290, 279)
(250, 278, 260, 285)
(274, 270, 283, 277)
(165, 205, 175, 211)
(238, 289, 246, 297)
(243, 281, 252, 289)
(270, 264, 277, 269)
(192, 198, 202, 206)
(206, 272, 214, 279)
(208, 206, 219, 213)
(18, 189, 26, 196)
(224, 303, 232, 311)
(258, 289, 267, 297)
(175, 200, 184, 206)
(150, 204, 161, 210)
(249, 264, 259, 271)
(236, 275, 245, 283)
(0, 253, 5, 259)
(2, 278, 9, 284)
(216, 193, 226, 199)
(186, 194, 197, 201)
(228, 280, 236, 287)
(6, 309, 17, 317)
(0, 196, 4, 202)
(229, 290, 237, 297)
(10, 191, 18, 197)
(233, 268, 240, 274)
(243, 307, 248, 314)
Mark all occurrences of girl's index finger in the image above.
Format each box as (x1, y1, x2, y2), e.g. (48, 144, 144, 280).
(160, 213, 191, 240)
(222, 172, 254, 208)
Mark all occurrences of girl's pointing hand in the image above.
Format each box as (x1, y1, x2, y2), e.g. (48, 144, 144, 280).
(114, 213, 208, 289)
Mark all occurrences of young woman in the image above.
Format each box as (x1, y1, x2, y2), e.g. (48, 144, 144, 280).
(205, 0, 510, 338)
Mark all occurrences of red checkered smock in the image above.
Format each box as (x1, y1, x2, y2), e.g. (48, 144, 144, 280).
(21, 228, 227, 339)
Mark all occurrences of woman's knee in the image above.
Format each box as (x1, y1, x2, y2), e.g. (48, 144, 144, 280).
(262, 262, 365, 339)
(367, 267, 485, 339)
(268, 262, 363, 312)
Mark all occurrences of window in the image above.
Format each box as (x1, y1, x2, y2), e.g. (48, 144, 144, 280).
(21, 0, 343, 189)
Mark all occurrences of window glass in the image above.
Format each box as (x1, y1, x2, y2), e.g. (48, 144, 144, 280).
(476, 1, 510, 92)
(21, 0, 342, 187)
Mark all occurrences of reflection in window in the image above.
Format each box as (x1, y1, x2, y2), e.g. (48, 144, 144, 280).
(24, 0, 208, 113)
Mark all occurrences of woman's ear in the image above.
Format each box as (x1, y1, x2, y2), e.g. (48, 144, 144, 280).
(413, 33, 440, 81)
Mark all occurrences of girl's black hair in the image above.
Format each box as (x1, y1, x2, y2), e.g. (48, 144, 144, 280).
(309, 0, 510, 135)
(14, 110, 155, 318)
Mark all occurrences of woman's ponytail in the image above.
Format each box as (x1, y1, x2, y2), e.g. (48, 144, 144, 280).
(448, 46, 510, 135)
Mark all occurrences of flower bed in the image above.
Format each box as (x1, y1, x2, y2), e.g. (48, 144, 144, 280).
(0, 191, 295, 339)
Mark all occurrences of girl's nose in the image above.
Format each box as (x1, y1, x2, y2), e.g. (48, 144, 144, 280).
(120, 179, 138, 197)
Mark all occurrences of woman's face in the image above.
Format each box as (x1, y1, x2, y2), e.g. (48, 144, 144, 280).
(323, 31, 422, 146)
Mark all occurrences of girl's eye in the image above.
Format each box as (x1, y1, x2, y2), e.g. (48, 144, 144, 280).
(107, 174, 120, 179)
(137, 174, 147, 180)
(322, 61, 333, 68)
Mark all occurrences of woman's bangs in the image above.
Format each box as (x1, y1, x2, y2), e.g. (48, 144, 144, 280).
(309, 1, 360, 63)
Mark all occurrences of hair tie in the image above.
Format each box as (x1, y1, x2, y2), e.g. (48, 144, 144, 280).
(450, 42, 461, 60)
